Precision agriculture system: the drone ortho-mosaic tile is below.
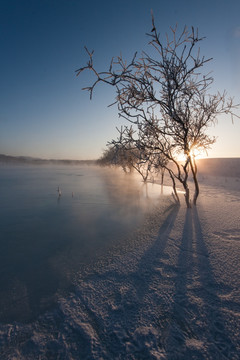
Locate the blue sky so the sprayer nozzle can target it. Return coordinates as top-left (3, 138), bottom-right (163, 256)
top-left (0, 0), bottom-right (240, 159)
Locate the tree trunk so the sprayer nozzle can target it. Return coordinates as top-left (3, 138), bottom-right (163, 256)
top-left (182, 157), bottom-right (191, 208)
top-left (161, 168), bottom-right (165, 185)
top-left (168, 170), bottom-right (180, 204)
top-left (189, 156), bottom-right (199, 205)
top-left (184, 184), bottom-right (191, 208)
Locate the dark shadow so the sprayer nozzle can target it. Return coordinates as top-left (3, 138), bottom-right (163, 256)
top-left (192, 207), bottom-right (237, 358)
top-left (163, 207), bottom-right (238, 359)
top-left (131, 203), bottom-right (180, 302)
top-left (163, 208), bottom-right (195, 357)
top-left (72, 203), bottom-right (180, 358)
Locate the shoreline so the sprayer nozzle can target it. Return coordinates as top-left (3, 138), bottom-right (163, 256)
top-left (0, 171), bottom-right (239, 359)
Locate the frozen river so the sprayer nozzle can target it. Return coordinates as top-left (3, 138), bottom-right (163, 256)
top-left (0, 164), bottom-right (171, 323)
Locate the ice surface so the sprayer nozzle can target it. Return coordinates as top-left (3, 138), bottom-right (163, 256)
top-left (0, 161), bottom-right (240, 359)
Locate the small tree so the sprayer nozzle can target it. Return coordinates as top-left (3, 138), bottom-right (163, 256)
top-left (113, 124), bottom-right (180, 202)
top-left (110, 127), bottom-right (154, 182)
top-left (99, 132), bottom-right (155, 182)
top-left (97, 145), bottom-right (133, 173)
top-left (77, 14), bottom-right (239, 207)
top-left (110, 125), bottom-right (168, 183)
top-left (97, 147), bottom-right (118, 167)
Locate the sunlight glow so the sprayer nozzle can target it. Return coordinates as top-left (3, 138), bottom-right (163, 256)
top-left (176, 148), bottom-right (208, 162)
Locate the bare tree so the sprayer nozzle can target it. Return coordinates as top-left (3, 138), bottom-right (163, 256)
top-left (99, 131), bottom-right (155, 182)
top-left (97, 147), bottom-right (118, 167)
top-left (113, 124), bottom-right (180, 202)
top-left (110, 127), bottom-right (154, 182)
top-left (97, 145), bottom-right (133, 173)
top-left (77, 14), bottom-right (239, 207)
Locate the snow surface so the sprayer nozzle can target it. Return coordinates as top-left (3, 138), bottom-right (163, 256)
top-left (0, 166), bottom-right (240, 359)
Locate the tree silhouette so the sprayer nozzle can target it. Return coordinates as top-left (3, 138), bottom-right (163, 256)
top-left (77, 14), bottom-right (239, 207)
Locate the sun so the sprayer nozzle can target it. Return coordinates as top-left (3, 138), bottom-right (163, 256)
top-left (176, 148), bottom-right (208, 162)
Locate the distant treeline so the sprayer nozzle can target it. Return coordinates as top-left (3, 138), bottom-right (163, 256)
top-left (0, 154), bottom-right (96, 166)
top-left (1, 154), bottom-right (239, 178)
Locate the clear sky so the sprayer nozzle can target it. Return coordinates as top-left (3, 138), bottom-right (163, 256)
top-left (0, 0), bottom-right (240, 160)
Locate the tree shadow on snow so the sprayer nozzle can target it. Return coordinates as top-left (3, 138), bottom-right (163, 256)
top-left (73, 203), bottom-right (180, 358)
top-left (163, 207), bottom-right (237, 359)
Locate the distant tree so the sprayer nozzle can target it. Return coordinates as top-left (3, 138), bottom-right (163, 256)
top-left (97, 144), bottom-right (135, 173)
top-left (98, 138), bottom-right (153, 181)
top-left (125, 147), bottom-right (152, 182)
top-left (110, 127), bottom-right (153, 182)
top-left (97, 147), bottom-right (117, 167)
top-left (77, 14), bottom-right (239, 207)
top-left (112, 125), bottom-right (180, 202)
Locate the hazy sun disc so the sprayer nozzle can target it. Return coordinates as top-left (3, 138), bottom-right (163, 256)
top-left (176, 148), bottom-right (208, 162)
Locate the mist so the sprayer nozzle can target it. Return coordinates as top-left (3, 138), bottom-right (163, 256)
top-left (0, 164), bottom-right (172, 323)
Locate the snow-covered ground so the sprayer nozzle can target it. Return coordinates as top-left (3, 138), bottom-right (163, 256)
top-left (0, 164), bottom-right (240, 359)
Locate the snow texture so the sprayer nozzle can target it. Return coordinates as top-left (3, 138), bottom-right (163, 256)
top-left (0, 162), bottom-right (240, 359)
